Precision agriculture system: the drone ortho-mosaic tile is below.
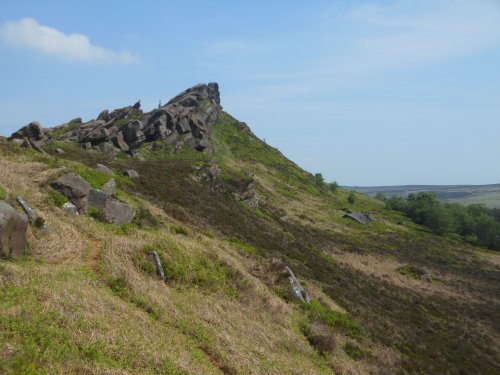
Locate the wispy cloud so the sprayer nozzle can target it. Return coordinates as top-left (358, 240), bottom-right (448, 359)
top-left (0, 18), bottom-right (138, 63)
top-left (340, 0), bottom-right (500, 71)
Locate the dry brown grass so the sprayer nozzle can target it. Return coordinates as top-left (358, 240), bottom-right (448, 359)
top-left (325, 249), bottom-right (489, 305)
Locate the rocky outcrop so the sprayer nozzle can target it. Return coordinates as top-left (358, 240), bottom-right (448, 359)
top-left (50, 173), bottom-right (90, 214)
top-left (9, 83), bottom-right (222, 154)
top-left (343, 211), bottom-right (373, 225)
top-left (8, 121), bottom-right (50, 154)
top-left (151, 251), bottom-right (165, 280)
top-left (87, 189), bottom-right (135, 225)
top-left (286, 266), bottom-right (310, 304)
top-left (0, 201), bottom-right (28, 258)
top-left (16, 196), bottom-right (45, 229)
top-left (233, 180), bottom-right (259, 208)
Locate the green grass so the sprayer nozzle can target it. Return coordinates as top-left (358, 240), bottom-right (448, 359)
top-left (0, 184), bottom-right (6, 200)
top-left (52, 120), bottom-right (81, 139)
top-left (343, 342), bottom-right (372, 361)
top-left (306, 300), bottom-right (363, 339)
top-left (113, 109), bottom-right (144, 128)
top-left (230, 240), bottom-right (259, 255)
top-left (45, 190), bottom-right (68, 208)
top-left (142, 242), bottom-right (242, 295)
top-left (211, 112), bottom-right (321, 196)
top-left (170, 224), bottom-right (189, 235)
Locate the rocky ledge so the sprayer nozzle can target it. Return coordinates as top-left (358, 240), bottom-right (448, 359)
top-left (9, 82), bottom-right (222, 154)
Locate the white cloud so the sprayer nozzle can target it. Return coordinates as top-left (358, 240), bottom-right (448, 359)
top-left (0, 18), bottom-right (137, 63)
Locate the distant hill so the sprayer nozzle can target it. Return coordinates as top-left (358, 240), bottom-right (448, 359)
top-left (347, 183), bottom-right (500, 208)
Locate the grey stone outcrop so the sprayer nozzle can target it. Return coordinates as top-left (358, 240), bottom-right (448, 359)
top-left (151, 251), bottom-right (165, 280)
top-left (50, 173), bottom-right (90, 214)
top-left (343, 212), bottom-right (373, 225)
top-left (0, 200), bottom-right (28, 258)
top-left (285, 266), bottom-right (310, 304)
top-left (9, 83), bottom-right (222, 154)
top-left (87, 189), bottom-right (134, 225)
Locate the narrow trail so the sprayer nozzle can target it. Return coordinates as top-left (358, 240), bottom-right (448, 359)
top-left (88, 240), bottom-right (101, 275)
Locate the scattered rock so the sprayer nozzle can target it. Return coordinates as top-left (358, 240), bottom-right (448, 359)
top-left (101, 178), bottom-right (116, 197)
top-left (0, 200), bottom-right (28, 258)
top-left (285, 266), bottom-right (310, 304)
top-left (16, 196), bottom-right (45, 229)
top-left (151, 251), bottom-right (165, 279)
top-left (55, 148), bottom-right (65, 154)
top-left (62, 202), bottom-right (78, 215)
top-left (96, 164), bottom-right (115, 176)
top-left (87, 189), bottom-right (135, 225)
top-left (233, 181), bottom-right (259, 208)
top-left (343, 211), bottom-right (373, 225)
top-left (50, 173), bottom-right (90, 214)
top-left (98, 141), bottom-right (115, 154)
top-left (124, 170), bottom-right (139, 179)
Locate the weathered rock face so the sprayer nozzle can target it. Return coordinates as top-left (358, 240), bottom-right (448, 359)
top-left (50, 173), bottom-right (90, 214)
top-left (233, 180), bottom-right (259, 208)
top-left (101, 178), bottom-right (116, 197)
top-left (343, 212), bottom-right (373, 225)
top-left (0, 201), bottom-right (28, 258)
top-left (87, 189), bottom-right (135, 225)
top-left (9, 83), bottom-right (222, 154)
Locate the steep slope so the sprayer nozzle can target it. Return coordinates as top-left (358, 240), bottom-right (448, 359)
top-left (1, 85), bottom-right (499, 375)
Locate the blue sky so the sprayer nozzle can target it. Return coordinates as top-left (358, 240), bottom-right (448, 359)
top-left (1, 0), bottom-right (499, 186)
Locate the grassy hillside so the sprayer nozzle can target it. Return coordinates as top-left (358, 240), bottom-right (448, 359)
top-left (0, 113), bottom-right (499, 374)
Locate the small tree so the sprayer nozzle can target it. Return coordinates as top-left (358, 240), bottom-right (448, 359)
top-left (314, 173), bottom-right (324, 187)
top-left (348, 191), bottom-right (356, 205)
top-left (374, 192), bottom-right (386, 201)
top-left (329, 181), bottom-right (339, 193)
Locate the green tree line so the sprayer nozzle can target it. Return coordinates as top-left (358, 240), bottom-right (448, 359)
top-left (380, 192), bottom-right (500, 250)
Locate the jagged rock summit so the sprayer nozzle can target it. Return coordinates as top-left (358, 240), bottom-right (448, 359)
top-left (9, 82), bottom-right (222, 154)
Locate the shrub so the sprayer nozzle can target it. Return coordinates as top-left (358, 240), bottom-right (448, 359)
top-left (348, 191), bottom-right (357, 205)
top-left (87, 207), bottom-right (105, 221)
top-left (314, 173), bottom-right (324, 187)
top-left (170, 224), bottom-right (189, 235)
top-left (344, 342), bottom-right (371, 360)
top-left (132, 207), bottom-right (161, 228)
top-left (328, 181), bottom-right (339, 194)
top-left (46, 190), bottom-right (68, 207)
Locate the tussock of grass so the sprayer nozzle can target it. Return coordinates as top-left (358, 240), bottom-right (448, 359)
top-left (0, 184), bottom-right (6, 200)
top-left (306, 300), bottom-right (363, 339)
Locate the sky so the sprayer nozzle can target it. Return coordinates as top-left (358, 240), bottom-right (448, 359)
top-left (0, 0), bottom-right (499, 186)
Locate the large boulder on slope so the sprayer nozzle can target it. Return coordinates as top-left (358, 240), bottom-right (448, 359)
top-left (87, 189), bottom-right (134, 225)
top-left (50, 173), bottom-right (90, 214)
top-left (0, 201), bottom-right (28, 258)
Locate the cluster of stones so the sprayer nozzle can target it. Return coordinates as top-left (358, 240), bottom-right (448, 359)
top-left (9, 83), bottom-right (222, 154)
top-left (51, 169), bottom-right (136, 226)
